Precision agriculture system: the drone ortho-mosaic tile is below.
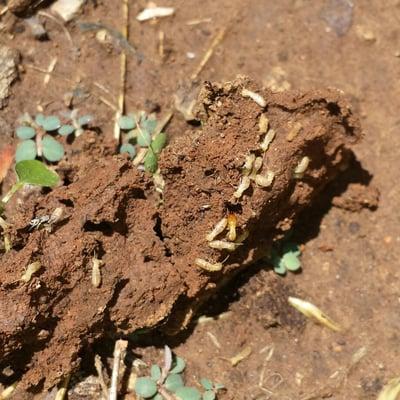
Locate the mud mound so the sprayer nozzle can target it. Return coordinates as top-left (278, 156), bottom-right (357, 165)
top-left (0, 77), bottom-right (361, 397)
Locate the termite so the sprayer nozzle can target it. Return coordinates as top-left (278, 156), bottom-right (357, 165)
top-left (20, 261), bottom-right (41, 283)
top-left (194, 258), bottom-right (223, 272)
top-left (205, 217), bottom-right (228, 242)
top-left (233, 176), bottom-right (251, 199)
top-left (258, 113), bottom-right (269, 133)
top-left (293, 156), bottom-right (310, 179)
top-left (92, 256), bottom-right (104, 288)
top-left (242, 153), bottom-right (256, 176)
top-left (260, 129), bottom-right (276, 152)
top-left (227, 213), bottom-right (237, 241)
top-left (208, 240), bottom-right (237, 251)
top-left (255, 171), bottom-right (275, 187)
top-left (241, 88), bottom-right (267, 108)
top-left (249, 157), bottom-right (263, 179)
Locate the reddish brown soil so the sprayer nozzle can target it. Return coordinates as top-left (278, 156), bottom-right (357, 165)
top-left (0, 0), bottom-right (398, 399)
top-left (0, 76), bottom-right (359, 397)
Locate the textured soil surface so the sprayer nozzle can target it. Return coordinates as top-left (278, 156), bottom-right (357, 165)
top-left (0, 0), bottom-right (399, 399)
top-left (0, 77), bottom-right (360, 396)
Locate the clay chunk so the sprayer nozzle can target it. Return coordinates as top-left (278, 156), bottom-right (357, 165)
top-left (0, 77), bottom-right (361, 396)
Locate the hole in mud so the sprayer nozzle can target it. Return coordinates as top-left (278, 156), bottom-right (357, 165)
top-left (59, 198), bottom-right (74, 208)
top-left (83, 220), bottom-right (114, 236)
top-left (153, 214), bottom-right (172, 257)
top-left (204, 168), bottom-right (215, 177)
top-left (327, 102), bottom-right (341, 116)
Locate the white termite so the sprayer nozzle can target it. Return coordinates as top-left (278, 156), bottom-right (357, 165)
top-left (205, 217), bottom-right (228, 242)
top-left (241, 88), bottom-right (267, 108)
top-left (255, 171), bottom-right (275, 187)
top-left (233, 176), bottom-right (251, 199)
top-left (208, 240), bottom-right (238, 251)
top-left (194, 258), bottom-right (223, 272)
top-left (249, 157), bottom-right (263, 179)
top-left (92, 256), bottom-right (104, 288)
top-left (293, 156), bottom-right (310, 179)
top-left (260, 129), bottom-right (276, 152)
top-left (20, 261), bottom-right (41, 283)
top-left (242, 153), bottom-right (256, 176)
top-left (258, 113), bottom-right (269, 133)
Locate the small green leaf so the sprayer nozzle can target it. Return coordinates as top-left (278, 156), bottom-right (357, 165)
top-left (134, 377), bottom-right (158, 398)
top-left (118, 115), bottom-right (136, 130)
top-left (144, 150), bottom-right (158, 173)
top-left (119, 143), bottom-right (137, 159)
top-left (41, 116), bottom-right (61, 131)
top-left (164, 374), bottom-right (184, 393)
top-left (170, 357), bottom-right (186, 374)
top-left (137, 129), bottom-right (151, 147)
top-left (273, 260), bottom-right (287, 275)
top-left (142, 118), bottom-right (157, 135)
top-left (58, 125), bottom-right (75, 136)
top-left (35, 114), bottom-right (46, 126)
top-left (202, 391), bottom-right (215, 400)
top-left (214, 383), bottom-right (225, 390)
top-left (15, 140), bottom-right (37, 162)
top-left (175, 387), bottom-right (201, 400)
top-left (78, 115), bottom-right (93, 126)
top-left (42, 135), bottom-right (65, 162)
top-left (200, 379), bottom-right (213, 391)
top-left (15, 160), bottom-right (59, 187)
top-left (150, 364), bottom-right (161, 381)
top-left (151, 133), bottom-right (167, 154)
top-left (282, 252), bottom-right (301, 271)
top-left (16, 126), bottom-right (36, 140)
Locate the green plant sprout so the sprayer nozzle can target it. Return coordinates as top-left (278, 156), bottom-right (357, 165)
top-left (269, 242), bottom-right (302, 275)
top-left (118, 111), bottom-right (167, 173)
top-left (134, 346), bottom-right (224, 400)
top-left (15, 112), bottom-right (93, 163)
top-left (0, 160), bottom-right (59, 252)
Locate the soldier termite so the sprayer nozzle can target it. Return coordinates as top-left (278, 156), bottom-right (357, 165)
top-left (260, 129), bottom-right (276, 152)
top-left (255, 171), bottom-right (275, 187)
top-left (241, 88), bottom-right (267, 108)
top-left (227, 213), bottom-right (237, 241)
top-left (194, 258), bottom-right (223, 272)
top-left (206, 217), bottom-right (228, 242)
top-left (92, 256), bottom-right (104, 288)
top-left (233, 176), bottom-right (251, 199)
top-left (293, 156), bottom-right (310, 179)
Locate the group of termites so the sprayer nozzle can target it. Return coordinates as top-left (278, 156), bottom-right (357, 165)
top-left (195, 88), bottom-right (311, 272)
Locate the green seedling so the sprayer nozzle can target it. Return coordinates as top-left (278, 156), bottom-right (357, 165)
top-left (134, 346), bottom-right (224, 400)
top-left (15, 112), bottom-right (93, 163)
top-left (118, 112), bottom-right (167, 172)
top-left (269, 242), bottom-right (302, 275)
top-left (0, 160), bottom-right (59, 252)
top-left (59, 110), bottom-right (93, 137)
top-left (16, 113), bottom-right (64, 162)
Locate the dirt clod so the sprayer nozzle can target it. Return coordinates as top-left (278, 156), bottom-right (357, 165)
top-left (0, 78), bottom-right (361, 396)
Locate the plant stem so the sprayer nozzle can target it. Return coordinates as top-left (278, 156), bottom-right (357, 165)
top-left (1, 182), bottom-right (23, 204)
